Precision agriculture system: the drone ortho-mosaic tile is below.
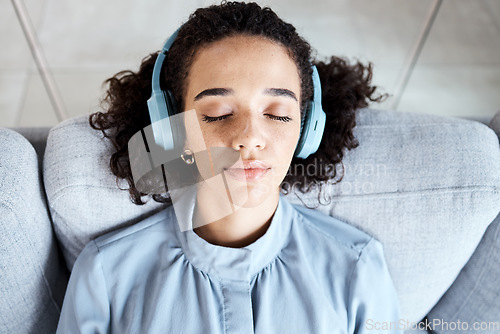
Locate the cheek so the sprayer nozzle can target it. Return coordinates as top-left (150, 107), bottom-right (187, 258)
top-left (275, 121), bottom-right (301, 148)
top-left (261, 121), bottom-right (301, 160)
top-left (200, 127), bottom-right (227, 148)
top-left (183, 110), bottom-right (208, 152)
top-left (270, 125), bottom-right (301, 170)
top-left (276, 130), bottom-right (299, 153)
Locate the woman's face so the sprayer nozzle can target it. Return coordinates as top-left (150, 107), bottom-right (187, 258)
top-left (183, 35), bottom-right (302, 207)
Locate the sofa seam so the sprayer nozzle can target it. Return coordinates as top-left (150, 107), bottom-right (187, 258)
top-left (46, 184), bottom-right (500, 206)
top-left (354, 121), bottom-right (489, 128)
top-left (299, 186), bottom-right (500, 201)
top-left (47, 183), bottom-right (129, 206)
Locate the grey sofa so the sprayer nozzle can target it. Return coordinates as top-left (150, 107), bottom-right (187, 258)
top-left (1, 108), bottom-right (499, 334)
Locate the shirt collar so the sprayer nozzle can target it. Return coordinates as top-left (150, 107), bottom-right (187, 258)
top-left (175, 195), bottom-right (292, 281)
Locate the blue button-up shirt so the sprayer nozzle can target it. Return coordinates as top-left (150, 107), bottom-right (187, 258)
top-left (57, 197), bottom-right (401, 333)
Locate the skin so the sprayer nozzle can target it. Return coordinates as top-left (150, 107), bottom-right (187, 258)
top-left (183, 35), bottom-right (302, 248)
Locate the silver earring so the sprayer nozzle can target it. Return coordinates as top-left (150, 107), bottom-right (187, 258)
top-left (181, 149), bottom-right (195, 165)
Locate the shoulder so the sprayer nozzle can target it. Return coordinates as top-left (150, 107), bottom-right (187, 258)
top-left (279, 201), bottom-right (400, 329)
top-left (75, 206), bottom-right (178, 268)
top-left (92, 205), bottom-right (176, 249)
top-left (285, 199), bottom-right (381, 260)
top-left (72, 205), bottom-right (180, 282)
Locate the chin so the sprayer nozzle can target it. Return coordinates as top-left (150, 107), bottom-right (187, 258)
top-left (228, 181), bottom-right (279, 209)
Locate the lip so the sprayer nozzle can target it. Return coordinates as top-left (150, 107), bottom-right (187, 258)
top-left (224, 160), bottom-right (271, 182)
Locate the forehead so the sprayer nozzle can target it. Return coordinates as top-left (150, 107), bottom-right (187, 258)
top-left (185, 35), bottom-right (301, 96)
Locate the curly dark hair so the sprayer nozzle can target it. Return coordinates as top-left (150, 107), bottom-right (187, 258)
top-left (90, 1), bottom-right (385, 205)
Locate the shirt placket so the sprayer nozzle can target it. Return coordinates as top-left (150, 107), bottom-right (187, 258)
top-left (221, 279), bottom-right (254, 334)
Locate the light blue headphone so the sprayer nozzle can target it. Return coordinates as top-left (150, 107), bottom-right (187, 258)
top-left (147, 27), bottom-right (326, 159)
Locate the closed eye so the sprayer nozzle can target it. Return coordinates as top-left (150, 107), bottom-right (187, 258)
top-left (201, 114), bottom-right (233, 123)
top-left (266, 114), bottom-right (292, 122)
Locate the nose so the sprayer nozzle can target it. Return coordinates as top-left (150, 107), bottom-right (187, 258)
top-left (230, 115), bottom-right (265, 154)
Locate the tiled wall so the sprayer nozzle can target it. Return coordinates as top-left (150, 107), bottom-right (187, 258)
top-left (1, 0), bottom-right (499, 127)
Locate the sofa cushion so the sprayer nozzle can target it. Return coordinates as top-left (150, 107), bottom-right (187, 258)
top-left (43, 118), bottom-right (167, 271)
top-left (0, 128), bottom-right (68, 333)
top-left (283, 109), bottom-right (500, 323)
top-left (43, 108), bottom-right (500, 323)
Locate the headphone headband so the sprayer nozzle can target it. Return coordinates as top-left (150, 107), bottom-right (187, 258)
top-left (151, 27), bottom-right (181, 93)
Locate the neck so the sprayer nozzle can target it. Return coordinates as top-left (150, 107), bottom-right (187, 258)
top-left (193, 191), bottom-right (280, 248)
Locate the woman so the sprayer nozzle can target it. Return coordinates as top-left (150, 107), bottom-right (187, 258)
top-left (57, 2), bottom-right (401, 333)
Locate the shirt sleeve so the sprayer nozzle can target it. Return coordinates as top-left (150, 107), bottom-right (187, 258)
top-left (347, 238), bottom-right (402, 334)
top-left (56, 240), bottom-right (111, 334)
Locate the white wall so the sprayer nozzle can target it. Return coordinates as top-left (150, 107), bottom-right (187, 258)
top-left (1, 0), bottom-right (499, 127)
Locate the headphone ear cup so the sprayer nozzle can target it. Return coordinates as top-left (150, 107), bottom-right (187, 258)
top-left (294, 65), bottom-right (326, 159)
top-left (294, 100), bottom-right (326, 159)
top-left (294, 101), bottom-right (312, 157)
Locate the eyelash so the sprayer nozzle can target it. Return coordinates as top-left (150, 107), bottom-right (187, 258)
top-left (201, 115), bottom-right (232, 123)
top-left (201, 114), bottom-right (292, 123)
top-left (266, 115), bottom-right (292, 122)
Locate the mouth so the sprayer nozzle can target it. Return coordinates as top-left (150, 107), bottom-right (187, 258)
top-left (223, 160), bottom-right (271, 182)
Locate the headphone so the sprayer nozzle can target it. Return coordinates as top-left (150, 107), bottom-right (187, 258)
top-left (147, 27), bottom-right (326, 159)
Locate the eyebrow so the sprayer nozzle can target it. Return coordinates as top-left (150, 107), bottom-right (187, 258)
top-left (193, 87), bottom-right (298, 102)
top-left (263, 88), bottom-right (298, 102)
top-left (194, 88), bottom-right (233, 101)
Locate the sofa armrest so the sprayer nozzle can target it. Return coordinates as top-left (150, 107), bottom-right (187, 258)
top-left (7, 126), bottom-right (51, 167)
top-left (0, 127), bottom-right (69, 333)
